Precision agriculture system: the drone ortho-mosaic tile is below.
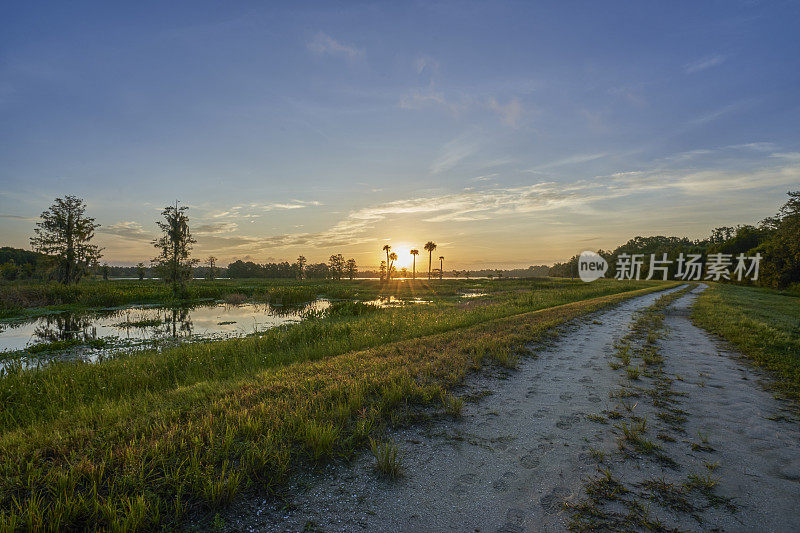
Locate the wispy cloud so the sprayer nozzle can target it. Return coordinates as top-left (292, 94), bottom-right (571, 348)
top-left (265, 201), bottom-right (322, 210)
top-left (0, 213), bottom-right (38, 221)
top-left (414, 55), bottom-right (440, 76)
top-left (251, 182), bottom-right (601, 250)
top-left (188, 158), bottom-right (800, 257)
top-left (657, 143), bottom-right (782, 164)
top-left (659, 149), bottom-right (715, 163)
top-left (211, 200), bottom-right (321, 219)
top-left (688, 101), bottom-right (747, 126)
top-left (399, 55), bottom-right (526, 127)
top-left (770, 152), bottom-right (800, 161)
top-left (487, 97), bottom-right (523, 127)
top-left (685, 54), bottom-right (726, 74)
top-left (307, 32), bottom-right (363, 60)
top-left (398, 89), bottom-right (456, 112)
top-left (726, 142), bottom-right (776, 152)
top-left (195, 222), bottom-right (238, 235)
top-left (469, 173), bottom-right (498, 183)
top-left (399, 90), bottom-right (526, 127)
top-left (606, 162), bottom-right (800, 195)
top-left (430, 134), bottom-right (481, 174)
top-left (534, 152), bottom-right (608, 170)
top-left (98, 221), bottom-right (152, 242)
top-left (608, 85), bottom-right (647, 108)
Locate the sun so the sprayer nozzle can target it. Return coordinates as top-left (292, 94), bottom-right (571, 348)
top-left (388, 242), bottom-right (415, 271)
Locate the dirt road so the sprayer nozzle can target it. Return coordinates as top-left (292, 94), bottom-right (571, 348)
top-left (225, 285), bottom-right (800, 532)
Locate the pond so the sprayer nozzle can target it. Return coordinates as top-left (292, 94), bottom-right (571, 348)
top-left (0, 299), bottom-right (331, 366)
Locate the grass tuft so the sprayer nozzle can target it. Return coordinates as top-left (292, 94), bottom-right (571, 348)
top-left (369, 438), bottom-right (403, 478)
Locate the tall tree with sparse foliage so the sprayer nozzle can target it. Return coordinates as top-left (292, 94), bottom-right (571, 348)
top-left (329, 254), bottom-right (345, 279)
top-left (296, 255), bottom-right (307, 279)
top-left (152, 201), bottom-right (197, 296)
top-left (206, 256), bottom-right (217, 280)
top-left (30, 195), bottom-right (102, 284)
top-left (345, 258), bottom-right (357, 280)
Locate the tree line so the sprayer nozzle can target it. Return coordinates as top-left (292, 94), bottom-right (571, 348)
top-left (227, 254), bottom-right (358, 280)
top-left (550, 191), bottom-right (800, 288)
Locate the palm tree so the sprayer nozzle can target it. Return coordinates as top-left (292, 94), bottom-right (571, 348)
top-left (439, 256), bottom-right (444, 279)
top-left (388, 252), bottom-right (397, 280)
top-left (410, 249), bottom-right (419, 279)
top-left (424, 241), bottom-right (437, 280)
top-left (382, 244), bottom-right (391, 281)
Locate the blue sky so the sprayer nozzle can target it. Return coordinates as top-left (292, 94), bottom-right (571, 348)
top-left (1, 1), bottom-right (799, 268)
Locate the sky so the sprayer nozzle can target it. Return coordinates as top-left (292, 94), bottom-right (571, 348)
top-left (1, 1), bottom-right (799, 270)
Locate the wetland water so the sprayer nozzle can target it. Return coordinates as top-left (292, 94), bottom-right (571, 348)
top-left (0, 299), bottom-right (331, 363)
top-left (0, 291), bottom-right (474, 366)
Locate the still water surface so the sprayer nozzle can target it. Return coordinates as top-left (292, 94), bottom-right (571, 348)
top-left (0, 300), bottom-right (331, 361)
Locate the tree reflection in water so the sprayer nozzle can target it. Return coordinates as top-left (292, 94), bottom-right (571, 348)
top-left (32, 313), bottom-right (97, 344)
top-left (161, 308), bottom-right (193, 338)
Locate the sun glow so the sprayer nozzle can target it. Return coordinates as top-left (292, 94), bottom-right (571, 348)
top-left (383, 242), bottom-right (419, 273)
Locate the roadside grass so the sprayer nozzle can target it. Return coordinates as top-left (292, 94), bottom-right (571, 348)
top-left (0, 281), bottom-right (675, 530)
top-left (692, 283), bottom-right (800, 401)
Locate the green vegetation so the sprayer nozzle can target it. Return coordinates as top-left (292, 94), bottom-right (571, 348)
top-left (552, 190), bottom-right (800, 289)
top-left (152, 202), bottom-right (198, 297)
top-left (30, 196), bottom-right (102, 285)
top-left (0, 278), bottom-right (674, 530)
top-left (369, 438), bottom-right (403, 478)
top-left (692, 283), bottom-right (800, 400)
top-left (113, 317), bottom-right (163, 328)
top-left (14, 338), bottom-right (109, 355)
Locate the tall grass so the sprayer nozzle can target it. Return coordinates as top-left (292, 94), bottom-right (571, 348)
top-left (0, 280), bottom-right (675, 530)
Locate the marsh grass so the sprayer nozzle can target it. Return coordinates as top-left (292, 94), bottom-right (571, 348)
top-left (13, 337), bottom-right (109, 355)
top-left (222, 293), bottom-right (247, 305)
top-left (0, 280), bottom-right (676, 530)
top-left (113, 317), bottom-right (163, 328)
